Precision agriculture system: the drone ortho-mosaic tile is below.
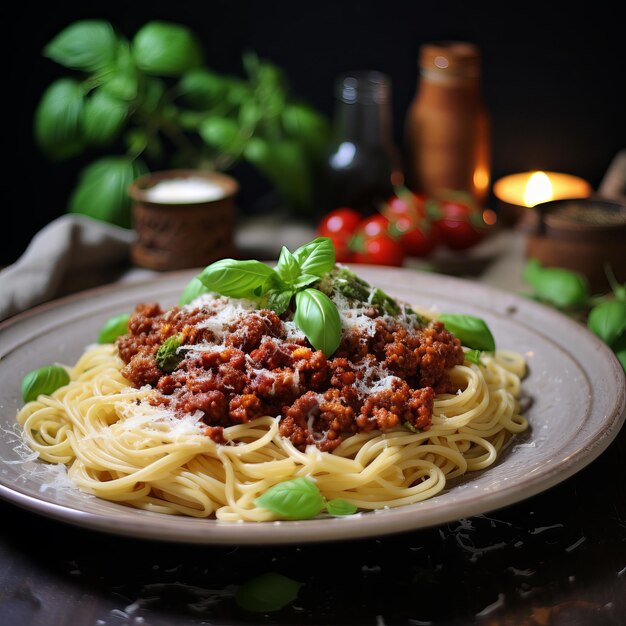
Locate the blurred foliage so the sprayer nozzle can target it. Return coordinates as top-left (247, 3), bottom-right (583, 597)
top-left (35, 19), bottom-right (330, 228)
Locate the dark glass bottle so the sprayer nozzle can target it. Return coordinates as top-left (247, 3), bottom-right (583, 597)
top-left (318, 71), bottom-right (402, 217)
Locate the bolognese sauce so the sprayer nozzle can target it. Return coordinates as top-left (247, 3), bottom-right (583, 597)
top-left (116, 277), bottom-right (464, 452)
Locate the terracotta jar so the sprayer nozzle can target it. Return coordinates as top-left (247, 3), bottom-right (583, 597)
top-left (129, 169), bottom-right (238, 271)
top-left (404, 41), bottom-right (491, 207)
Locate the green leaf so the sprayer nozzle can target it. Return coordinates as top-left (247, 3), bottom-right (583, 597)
top-left (464, 348), bottom-right (483, 365)
top-left (21, 365), bottom-right (71, 403)
top-left (97, 313), bottom-right (130, 343)
top-left (81, 88), bottom-right (128, 145)
top-left (197, 259), bottom-right (275, 299)
top-left (292, 237), bottom-right (335, 278)
top-left (438, 313), bottom-right (495, 352)
top-left (101, 42), bottom-right (138, 101)
top-left (294, 289), bottom-right (342, 356)
top-left (68, 156), bottom-right (146, 228)
top-left (325, 499), bottom-right (358, 516)
top-left (235, 573), bottom-right (302, 613)
top-left (522, 259), bottom-right (590, 309)
top-left (587, 300), bottom-right (626, 346)
top-left (155, 334), bottom-right (184, 372)
top-left (179, 276), bottom-right (211, 306)
top-left (44, 20), bottom-right (118, 71)
top-left (132, 21), bottom-right (203, 76)
top-left (178, 68), bottom-right (227, 108)
top-left (266, 289), bottom-right (294, 316)
top-left (198, 117), bottom-right (242, 153)
top-left (34, 78), bottom-right (85, 160)
top-left (275, 247), bottom-right (300, 286)
top-left (281, 103), bottom-right (330, 156)
top-left (254, 477), bottom-right (325, 520)
top-left (404, 421), bottom-right (421, 433)
top-left (293, 273), bottom-right (320, 289)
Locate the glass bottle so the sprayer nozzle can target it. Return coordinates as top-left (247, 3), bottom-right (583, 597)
top-left (404, 41), bottom-right (491, 206)
top-left (319, 70), bottom-right (403, 217)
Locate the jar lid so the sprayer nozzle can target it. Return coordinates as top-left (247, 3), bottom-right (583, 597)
top-left (335, 70), bottom-right (391, 104)
top-left (419, 41), bottom-right (481, 78)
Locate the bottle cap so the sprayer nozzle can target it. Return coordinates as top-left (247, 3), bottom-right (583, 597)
top-left (336, 70), bottom-right (390, 104)
top-left (419, 41), bottom-right (481, 79)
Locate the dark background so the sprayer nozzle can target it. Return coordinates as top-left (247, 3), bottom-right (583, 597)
top-left (5, 1), bottom-right (626, 266)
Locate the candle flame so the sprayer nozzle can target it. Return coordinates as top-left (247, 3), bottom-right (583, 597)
top-left (523, 171), bottom-right (553, 207)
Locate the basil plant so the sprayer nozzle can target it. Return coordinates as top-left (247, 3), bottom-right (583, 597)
top-left (35, 19), bottom-right (330, 227)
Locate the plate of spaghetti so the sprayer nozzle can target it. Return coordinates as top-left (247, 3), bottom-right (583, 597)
top-left (1, 238), bottom-right (624, 544)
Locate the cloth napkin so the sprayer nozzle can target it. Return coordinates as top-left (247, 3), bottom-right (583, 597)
top-left (0, 215), bottom-right (146, 322)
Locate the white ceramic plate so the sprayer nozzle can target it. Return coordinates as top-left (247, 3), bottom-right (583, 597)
top-left (0, 266), bottom-right (624, 545)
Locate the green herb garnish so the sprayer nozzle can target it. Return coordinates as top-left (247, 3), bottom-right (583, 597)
top-left (464, 348), bottom-right (483, 366)
top-left (254, 477), bottom-right (358, 520)
top-left (522, 258), bottom-right (589, 309)
top-left (97, 312), bottom-right (130, 343)
top-left (438, 313), bottom-right (495, 352)
top-left (192, 237), bottom-right (342, 356)
top-left (21, 365), bottom-right (71, 403)
top-left (155, 334), bottom-right (184, 372)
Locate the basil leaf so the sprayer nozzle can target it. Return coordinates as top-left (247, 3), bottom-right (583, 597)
top-left (155, 334), bottom-right (184, 372)
top-left (325, 499), bottom-right (358, 516)
top-left (197, 259), bottom-right (275, 299)
top-left (97, 313), bottom-right (130, 343)
top-left (34, 78), bottom-right (85, 160)
top-left (293, 273), bottom-right (320, 289)
top-left (275, 246), bottom-right (300, 286)
top-left (81, 88), bottom-right (128, 146)
top-left (179, 275), bottom-right (211, 306)
top-left (21, 365), bottom-right (71, 403)
top-left (438, 313), bottom-right (495, 352)
top-left (292, 237), bottom-right (335, 278)
top-left (464, 348), bottom-right (483, 366)
top-left (587, 300), bottom-right (626, 347)
top-left (294, 289), bottom-right (342, 356)
top-left (68, 156), bottom-right (146, 228)
top-left (523, 259), bottom-right (589, 309)
top-left (132, 21), bottom-right (203, 76)
top-left (44, 19), bottom-right (118, 71)
top-left (254, 477), bottom-right (325, 520)
top-left (266, 289), bottom-right (293, 316)
top-left (235, 573), bottom-right (302, 613)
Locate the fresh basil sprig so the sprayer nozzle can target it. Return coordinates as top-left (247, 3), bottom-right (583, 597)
top-left (186, 237), bottom-right (342, 356)
top-left (438, 313), bottom-right (495, 352)
top-left (254, 477), bottom-right (358, 520)
top-left (97, 312), bottom-right (130, 343)
top-left (21, 365), bottom-right (71, 403)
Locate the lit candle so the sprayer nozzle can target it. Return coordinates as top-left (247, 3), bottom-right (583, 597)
top-left (493, 170), bottom-right (592, 225)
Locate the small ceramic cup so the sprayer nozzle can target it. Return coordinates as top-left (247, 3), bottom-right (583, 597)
top-left (129, 169), bottom-right (238, 271)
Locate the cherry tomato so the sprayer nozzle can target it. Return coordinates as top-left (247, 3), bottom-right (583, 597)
top-left (328, 234), bottom-right (355, 263)
top-left (358, 214), bottom-right (391, 238)
top-left (434, 196), bottom-right (490, 251)
top-left (352, 234), bottom-right (405, 266)
top-left (383, 189), bottom-right (439, 257)
top-left (317, 207), bottom-right (362, 238)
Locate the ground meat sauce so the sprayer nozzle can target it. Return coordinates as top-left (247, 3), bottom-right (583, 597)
top-left (117, 291), bottom-right (464, 452)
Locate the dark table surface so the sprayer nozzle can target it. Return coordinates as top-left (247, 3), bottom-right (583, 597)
top-left (1, 412), bottom-right (625, 626)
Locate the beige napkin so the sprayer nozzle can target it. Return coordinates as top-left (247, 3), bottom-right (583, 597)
top-left (0, 215), bottom-right (136, 322)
